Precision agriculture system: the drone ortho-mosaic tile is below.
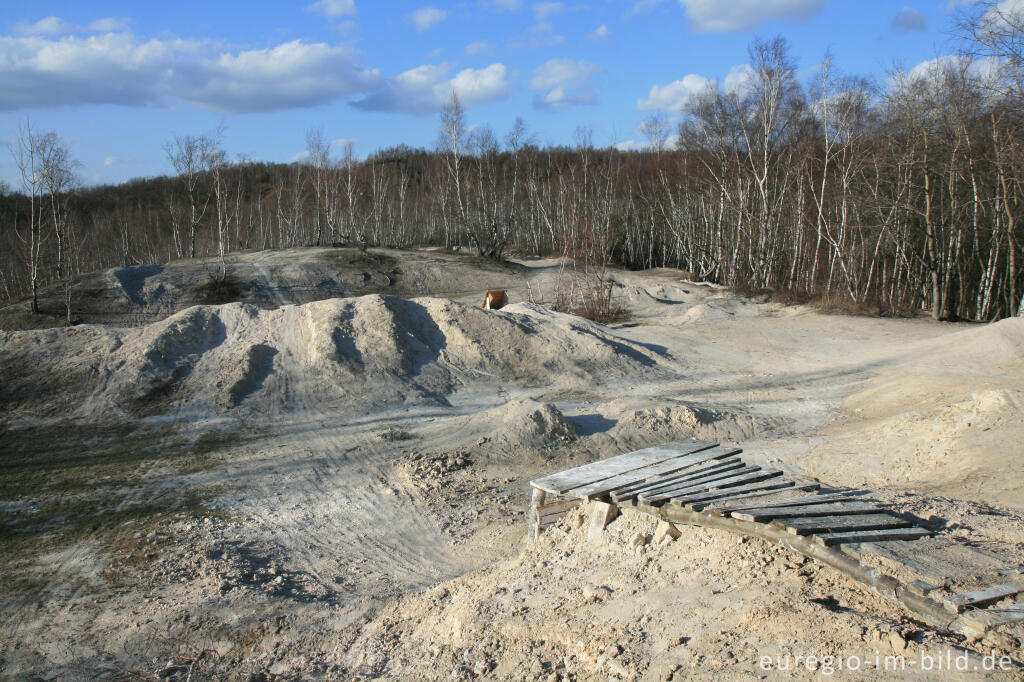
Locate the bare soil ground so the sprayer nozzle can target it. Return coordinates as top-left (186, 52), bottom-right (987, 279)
top-left (0, 247), bottom-right (1022, 680)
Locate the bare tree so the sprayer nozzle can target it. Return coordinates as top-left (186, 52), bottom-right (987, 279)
top-left (438, 91), bottom-right (468, 248)
top-left (164, 133), bottom-right (215, 258)
top-left (37, 133), bottom-right (78, 322)
top-left (306, 127), bottom-right (331, 246)
top-left (639, 112), bottom-right (672, 155)
top-left (10, 118), bottom-right (44, 313)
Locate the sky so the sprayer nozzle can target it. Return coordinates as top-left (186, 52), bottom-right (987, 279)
top-left (0, 0), bottom-right (980, 188)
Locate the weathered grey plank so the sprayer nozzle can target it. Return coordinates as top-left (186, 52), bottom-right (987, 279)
top-left (530, 439), bottom-right (716, 495)
top-left (691, 482), bottom-right (821, 510)
top-left (783, 513), bottom-right (911, 536)
top-left (603, 452), bottom-right (744, 495)
top-left (958, 602), bottom-right (1024, 636)
top-left (573, 446), bottom-right (741, 500)
top-left (841, 537), bottom-right (1012, 584)
top-left (711, 492), bottom-right (859, 513)
top-left (814, 527), bottom-right (932, 546)
top-left (610, 461), bottom-right (751, 502)
top-left (730, 501), bottom-right (882, 523)
top-left (944, 583), bottom-right (1024, 614)
top-left (641, 469), bottom-right (784, 504)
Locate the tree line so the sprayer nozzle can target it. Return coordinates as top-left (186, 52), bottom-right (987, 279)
top-left (2, 4), bottom-right (1022, 321)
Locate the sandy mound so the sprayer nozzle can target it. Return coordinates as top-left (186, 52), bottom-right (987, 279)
top-left (477, 399), bottom-right (577, 451)
top-left (332, 503), bottom-right (997, 680)
top-left (583, 398), bottom-right (775, 451)
top-left (808, 318), bottom-right (1024, 508)
top-left (0, 295), bottom-right (673, 426)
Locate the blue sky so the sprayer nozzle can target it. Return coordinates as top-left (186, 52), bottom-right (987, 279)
top-left (0, 0), bottom-right (971, 187)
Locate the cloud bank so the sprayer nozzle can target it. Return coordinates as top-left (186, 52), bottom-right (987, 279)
top-left (0, 28), bottom-right (380, 113)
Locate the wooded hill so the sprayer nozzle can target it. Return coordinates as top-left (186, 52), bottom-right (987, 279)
top-left (3, 32), bottom-right (1023, 321)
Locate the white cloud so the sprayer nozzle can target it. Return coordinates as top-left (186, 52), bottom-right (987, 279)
top-left (307, 0), bottom-right (357, 17)
top-left (629, 0), bottom-right (666, 14)
top-left (533, 2), bottom-right (565, 19)
top-left (509, 21), bottom-right (565, 49)
top-left (15, 17), bottom-right (72, 35)
top-left (678, 0), bottom-right (825, 33)
top-left (466, 40), bottom-right (497, 56)
top-left (86, 18), bottom-right (129, 32)
top-left (353, 62), bottom-right (513, 115)
top-left (330, 137), bottom-right (357, 148)
top-left (590, 24), bottom-right (611, 41)
top-left (410, 7), bottom-right (449, 32)
top-left (0, 32), bottom-right (380, 113)
top-left (904, 54), bottom-right (1002, 85)
top-left (614, 139), bottom-right (641, 151)
top-left (530, 58), bottom-right (602, 110)
top-left (723, 63), bottom-right (755, 95)
top-left (14, 16), bottom-right (129, 36)
top-left (637, 64), bottom-right (755, 112)
top-left (529, 58), bottom-right (601, 89)
top-left (103, 155), bottom-right (117, 167)
top-left (533, 86), bottom-right (597, 110)
top-left (636, 74), bottom-right (712, 111)
top-left (491, 0), bottom-right (523, 9)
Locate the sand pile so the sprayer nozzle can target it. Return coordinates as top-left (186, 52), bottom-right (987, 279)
top-left (332, 503), bottom-right (1000, 680)
top-left (809, 318), bottom-right (1024, 508)
top-left (0, 295), bottom-right (672, 427)
top-left (477, 399), bottom-right (577, 451)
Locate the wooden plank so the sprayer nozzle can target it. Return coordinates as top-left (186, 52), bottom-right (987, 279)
top-left (783, 513), bottom-right (911, 536)
top-left (944, 583), bottom-right (1024, 614)
top-left (538, 507), bottom-right (578, 523)
top-left (841, 537), bottom-right (1012, 584)
top-left (959, 602), bottom-right (1024, 636)
top-left (530, 439), bottom-right (716, 495)
top-left (711, 492), bottom-right (859, 513)
top-left (535, 498), bottom-right (582, 515)
top-left (674, 476), bottom-right (800, 508)
top-left (730, 501), bottom-right (882, 523)
top-left (610, 461), bottom-right (751, 502)
top-left (813, 527), bottom-right (932, 546)
top-left (569, 445), bottom-right (740, 499)
top-left (603, 454), bottom-right (745, 498)
top-left (641, 469), bottom-right (784, 504)
top-left (690, 482), bottom-right (821, 510)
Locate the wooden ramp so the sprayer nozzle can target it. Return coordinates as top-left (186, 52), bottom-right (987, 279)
top-left (529, 439), bottom-right (1022, 638)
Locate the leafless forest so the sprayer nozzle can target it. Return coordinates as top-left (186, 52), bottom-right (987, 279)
top-left (3, 10), bottom-right (1023, 321)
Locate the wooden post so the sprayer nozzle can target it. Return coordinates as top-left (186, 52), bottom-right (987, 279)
top-left (528, 485), bottom-right (547, 541)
